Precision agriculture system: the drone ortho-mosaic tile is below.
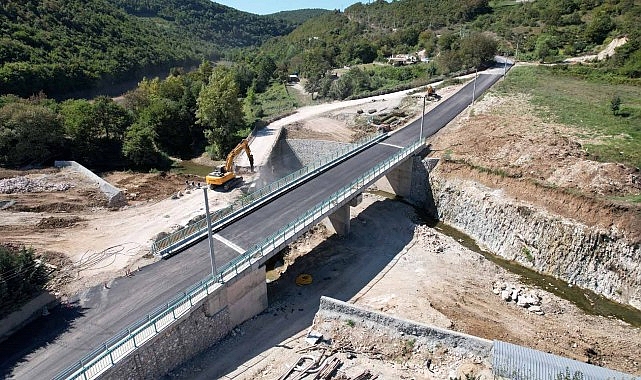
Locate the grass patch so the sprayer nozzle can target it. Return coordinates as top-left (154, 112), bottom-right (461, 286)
top-left (256, 81), bottom-right (299, 119)
top-left (496, 65), bottom-right (641, 168)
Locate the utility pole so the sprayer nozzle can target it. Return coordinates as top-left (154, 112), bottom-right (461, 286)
top-left (202, 188), bottom-right (217, 281)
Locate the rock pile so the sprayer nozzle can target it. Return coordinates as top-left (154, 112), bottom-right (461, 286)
top-left (0, 176), bottom-right (72, 194)
top-left (492, 282), bottom-right (545, 315)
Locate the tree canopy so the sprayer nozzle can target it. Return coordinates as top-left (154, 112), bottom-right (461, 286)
top-left (0, 0), bottom-right (294, 98)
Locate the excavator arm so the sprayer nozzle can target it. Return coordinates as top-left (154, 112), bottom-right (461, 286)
top-left (224, 139), bottom-right (253, 173)
top-left (206, 139), bottom-right (254, 190)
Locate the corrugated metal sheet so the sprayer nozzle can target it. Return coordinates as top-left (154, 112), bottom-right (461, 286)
top-left (493, 341), bottom-right (640, 380)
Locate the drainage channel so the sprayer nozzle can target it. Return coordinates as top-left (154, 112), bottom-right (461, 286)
top-left (367, 190), bottom-right (641, 327)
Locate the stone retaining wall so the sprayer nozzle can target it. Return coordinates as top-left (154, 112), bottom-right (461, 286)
top-left (100, 266), bottom-right (267, 379)
top-left (286, 139), bottom-right (352, 166)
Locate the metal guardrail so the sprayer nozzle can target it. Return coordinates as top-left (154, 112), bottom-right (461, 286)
top-left (54, 139), bottom-right (423, 380)
top-left (151, 131), bottom-right (387, 257)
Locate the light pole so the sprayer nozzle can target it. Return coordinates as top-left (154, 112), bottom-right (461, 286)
top-left (503, 54), bottom-right (507, 77)
top-left (202, 188), bottom-right (217, 280)
top-left (419, 94), bottom-right (426, 144)
top-left (472, 69), bottom-right (478, 106)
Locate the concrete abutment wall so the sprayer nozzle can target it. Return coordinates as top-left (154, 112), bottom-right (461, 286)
top-left (101, 266), bottom-right (267, 379)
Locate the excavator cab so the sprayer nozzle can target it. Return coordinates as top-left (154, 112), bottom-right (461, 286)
top-left (205, 139), bottom-right (253, 191)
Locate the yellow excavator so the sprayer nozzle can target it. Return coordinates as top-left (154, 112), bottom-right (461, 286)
top-left (426, 85), bottom-right (441, 100)
top-left (205, 139), bottom-right (254, 191)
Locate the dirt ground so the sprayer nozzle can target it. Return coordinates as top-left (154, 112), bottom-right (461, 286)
top-left (1, 72), bottom-right (640, 378)
top-left (0, 167), bottom-right (245, 295)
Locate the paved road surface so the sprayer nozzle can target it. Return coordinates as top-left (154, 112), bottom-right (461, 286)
top-left (0, 71), bottom-right (503, 380)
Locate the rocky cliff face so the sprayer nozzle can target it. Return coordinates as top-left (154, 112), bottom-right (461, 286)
top-left (430, 175), bottom-right (641, 311)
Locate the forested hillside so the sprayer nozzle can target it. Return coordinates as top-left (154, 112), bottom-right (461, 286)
top-left (257, 0), bottom-right (641, 80)
top-left (0, 0), bottom-right (293, 98)
top-left (109, 0), bottom-right (294, 48)
top-left (265, 9), bottom-right (332, 26)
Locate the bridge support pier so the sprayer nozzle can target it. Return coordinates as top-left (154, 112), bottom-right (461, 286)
top-left (324, 193), bottom-right (363, 236)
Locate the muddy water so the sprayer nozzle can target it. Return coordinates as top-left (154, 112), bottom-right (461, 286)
top-left (171, 161), bottom-right (215, 177)
top-left (365, 190), bottom-right (641, 327)
top-left (430, 221), bottom-right (641, 327)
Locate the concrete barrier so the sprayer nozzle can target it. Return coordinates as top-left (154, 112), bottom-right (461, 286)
top-left (317, 296), bottom-right (492, 357)
top-left (54, 161), bottom-right (126, 208)
top-left (0, 292), bottom-right (57, 343)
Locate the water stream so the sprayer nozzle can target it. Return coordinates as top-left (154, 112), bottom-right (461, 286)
top-left (366, 190), bottom-right (641, 327)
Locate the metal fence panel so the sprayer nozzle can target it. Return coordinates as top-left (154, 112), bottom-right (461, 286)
top-left (493, 341), bottom-right (639, 380)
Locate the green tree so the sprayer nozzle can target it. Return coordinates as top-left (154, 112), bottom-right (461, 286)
top-left (610, 95), bottom-right (621, 115)
top-left (92, 96), bottom-right (132, 141)
top-left (0, 245), bottom-right (49, 317)
top-left (584, 12), bottom-right (615, 45)
top-left (122, 121), bottom-right (169, 169)
top-left (0, 101), bottom-right (64, 167)
top-left (196, 67), bottom-right (245, 158)
top-left (459, 33), bottom-right (498, 69)
top-left (253, 55), bottom-right (277, 93)
top-left (59, 99), bottom-right (102, 164)
top-left (535, 34), bottom-right (558, 62)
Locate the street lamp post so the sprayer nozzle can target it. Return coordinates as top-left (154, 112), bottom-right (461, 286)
top-left (202, 187), bottom-right (217, 280)
top-left (503, 54), bottom-right (508, 77)
top-left (419, 94), bottom-right (426, 144)
top-left (472, 69), bottom-right (478, 106)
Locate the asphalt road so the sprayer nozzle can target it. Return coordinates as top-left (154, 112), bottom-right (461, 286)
top-left (0, 71), bottom-right (503, 380)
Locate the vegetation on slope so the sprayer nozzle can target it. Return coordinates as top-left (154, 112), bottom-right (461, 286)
top-left (265, 9), bottom-right (332, 26)
top-left (496, 65), bottom-right (641, 168)
top-left (0, 245), bottom-right (49, 318)
top-left (0, 0), bottom-right (293, 98)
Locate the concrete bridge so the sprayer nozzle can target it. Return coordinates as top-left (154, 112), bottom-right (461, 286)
top-left (2, 71), bottom-right (504, 380)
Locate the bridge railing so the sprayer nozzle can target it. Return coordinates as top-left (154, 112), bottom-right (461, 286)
top-left (151, 131), bottom-right (386, 257)
top-left (54, 139), bottom-right (422, 380)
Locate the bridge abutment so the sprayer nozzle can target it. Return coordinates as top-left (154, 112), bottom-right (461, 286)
top-left (101, 265), bottom-right (267, 380)
top-left (375, 154), bottom-right (439, 215)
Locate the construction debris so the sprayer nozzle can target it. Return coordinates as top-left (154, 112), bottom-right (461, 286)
top-left (0, 176), bottom-right (73, 194)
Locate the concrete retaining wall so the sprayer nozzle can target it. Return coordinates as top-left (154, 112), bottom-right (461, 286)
top-left (317, 296), bottom-right (492, 357)
top-left (0, 292), bottom-right (57, 344)
top-left (101, 266), bottom-right (267, 379)
top-left (54, 161), bottom-right (126, 208)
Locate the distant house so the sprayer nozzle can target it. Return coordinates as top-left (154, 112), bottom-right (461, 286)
top-left (387, 54), bottom-right (419, 66)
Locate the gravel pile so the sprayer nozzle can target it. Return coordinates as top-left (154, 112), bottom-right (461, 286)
top-left (0, 176), bottom-right (73, 194)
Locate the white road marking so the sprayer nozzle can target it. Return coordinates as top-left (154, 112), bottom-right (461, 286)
top-left (379, 142), bottom-right (404, 149)
top-left (213, 234), bottom-right (245, 254)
